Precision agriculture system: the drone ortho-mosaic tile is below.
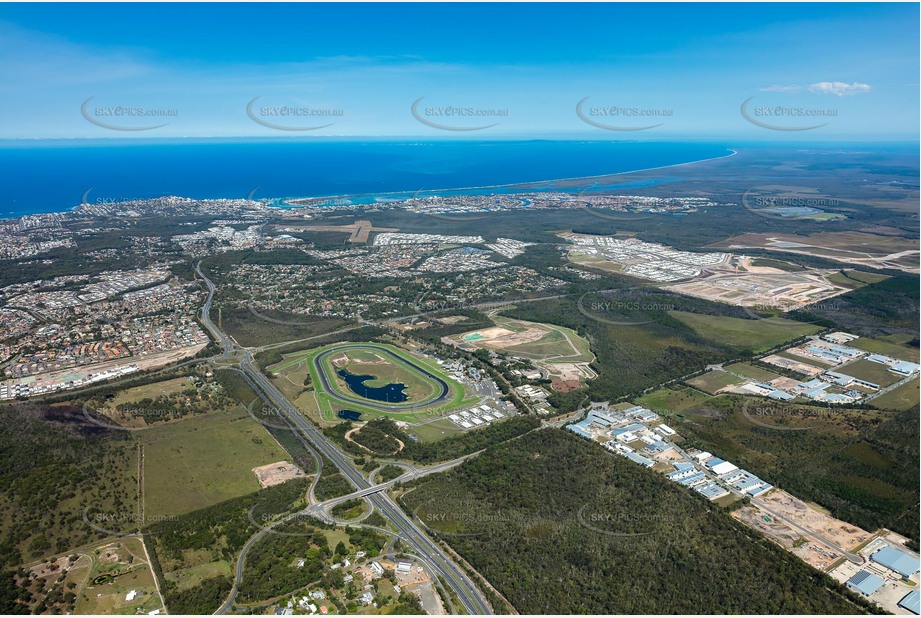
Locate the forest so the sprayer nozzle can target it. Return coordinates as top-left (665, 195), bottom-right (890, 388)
top-left (400, 429), bottom-right (880, 615)
top-left (671, 395), bottom-right (920, 546)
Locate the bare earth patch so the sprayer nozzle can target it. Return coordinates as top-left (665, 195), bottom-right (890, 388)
top-left (252, 461), bottom-right (306, 488)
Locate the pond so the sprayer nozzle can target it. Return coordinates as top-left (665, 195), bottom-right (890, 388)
top-left (337, 369), bottom-right (409, 403)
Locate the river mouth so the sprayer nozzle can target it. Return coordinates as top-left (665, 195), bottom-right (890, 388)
top-left (337, 368), bottom-right (409, 403)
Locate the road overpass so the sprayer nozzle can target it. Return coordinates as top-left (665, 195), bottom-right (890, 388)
top-left (193, 265), bottom-right (492, 615)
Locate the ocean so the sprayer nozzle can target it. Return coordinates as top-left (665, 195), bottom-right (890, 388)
top-left (0, 139), bottom-right (733, 218)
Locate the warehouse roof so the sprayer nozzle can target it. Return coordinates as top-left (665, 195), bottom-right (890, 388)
top-left (846, 570), bottom-right (885, 596)
top-left (898, 590), bottom-right (920, 615)
top-left (871, 546), bottom-right (920, 578)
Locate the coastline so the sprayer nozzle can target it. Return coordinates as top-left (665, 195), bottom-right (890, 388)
top-left (5, 145), bottom-right (738, 220)
top-left (276, 148), bottom-right (739, 205)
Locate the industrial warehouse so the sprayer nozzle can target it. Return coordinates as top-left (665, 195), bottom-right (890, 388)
top-left (567, 403), bottom-right (773, 504)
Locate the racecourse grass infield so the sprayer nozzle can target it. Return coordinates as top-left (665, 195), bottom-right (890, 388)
top-left (271, 342), bottom-right (476, 423)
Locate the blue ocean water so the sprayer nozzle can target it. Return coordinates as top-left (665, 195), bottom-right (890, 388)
top-left (0, 139), bottom-right (732, 218)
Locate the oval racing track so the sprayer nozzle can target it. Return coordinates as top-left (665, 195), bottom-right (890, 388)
top-left (312, 343), bottom-right (452, 412)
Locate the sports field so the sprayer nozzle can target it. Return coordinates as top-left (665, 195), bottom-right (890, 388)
top-left (451, 315), bottom-right (593, 363)
top-left (447, 314), bottom-right (595, 385)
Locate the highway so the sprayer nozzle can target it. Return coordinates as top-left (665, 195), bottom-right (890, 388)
top-left (194, 263), bottom-right (493, 615)
top-left (195, 261), bottom-right (234, 358)
top-left (239, 353), bottom-right (493, 615)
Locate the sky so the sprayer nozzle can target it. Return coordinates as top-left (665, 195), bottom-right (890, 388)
top-left (0, 3), bottom-right (918, 140)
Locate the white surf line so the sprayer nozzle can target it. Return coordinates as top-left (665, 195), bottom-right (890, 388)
top-left (269, 148), bottom-right (740, 203)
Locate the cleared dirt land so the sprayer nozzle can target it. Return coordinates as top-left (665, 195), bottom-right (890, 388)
top-left (758, 489), bottom-right (872, 553)
top-left (252, 460), bottom-right (306, 488)
top-left (732, 505), bottom-right (844, 572)
top-left (711, 231), bottom-right (919, 273)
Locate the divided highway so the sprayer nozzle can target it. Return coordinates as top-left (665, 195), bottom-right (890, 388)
top-left (195, 263), bottom-right (493, 616)
top-left (240, 354), bottom-right (492, 615)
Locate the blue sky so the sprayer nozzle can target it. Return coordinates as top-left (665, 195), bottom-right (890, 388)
top-left (0, 3), bottom-right (917, 139)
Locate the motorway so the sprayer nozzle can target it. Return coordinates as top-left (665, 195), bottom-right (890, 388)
top-left (311, 343), bottom-right (452, 412)
top-left (195, 261), bottom-right (234, 358)
top-left (195, 263), bottom-right (493, 615)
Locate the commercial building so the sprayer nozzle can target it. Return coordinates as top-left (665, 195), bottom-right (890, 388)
top-left (624, 452), bottom-right (654, 468)
top-left (898, 590), bottom-right (920, 615)
top-left (704, 457), bottom-right (738, 476)
top-left (890, 361), bottom-right (921, 376)
top-left (845, 570), bottom-right (885, 597)
top-left (695, 482), bottom-right (729, 501)
top-left (870, 546), bottom-right (920, 580)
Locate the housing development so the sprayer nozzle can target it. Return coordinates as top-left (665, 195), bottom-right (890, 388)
top-left (2, 4), bottom-right (919, 617)
top-left (1, 166), bottom-right (919, 618)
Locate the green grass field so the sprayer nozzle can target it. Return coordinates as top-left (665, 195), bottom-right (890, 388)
top-left (749, 257), bottom-right (805, 272)
top-left (636, 386), bottom-right (713, 414)
top-left (685, 370), bottom-right (746, 395)
top-left (164, 560), bottom-right (233, 593)
top-left (871, 378), bottom-right (920, 410)
top-left (823, 270), bottom-right (890, 294)
top-left (409, 418), bottom-right (468, 443)
top-left (105, 376), bottom-right (196, 407)
top-left (140, 408), bottom-right (288, 518)
top-left (844, 359), bottom-right (906, 389)
top-left (725, 362), bottom-right (785, 382)
top-left (850, 336), bottom-right (920, 363)
top-left (669, 311), bottom-right (821, 353)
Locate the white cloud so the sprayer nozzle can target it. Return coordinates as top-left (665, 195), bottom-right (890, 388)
top-left (808, 81), bottom-right (871, 96)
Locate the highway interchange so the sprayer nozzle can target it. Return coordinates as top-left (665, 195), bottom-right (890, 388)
top-left (195, 263), bottom-right (494, 615)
